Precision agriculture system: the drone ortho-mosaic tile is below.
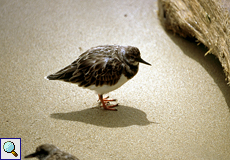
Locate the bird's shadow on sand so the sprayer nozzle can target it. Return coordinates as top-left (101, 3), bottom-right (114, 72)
top-left (50, 105), bottom-right (155, 128)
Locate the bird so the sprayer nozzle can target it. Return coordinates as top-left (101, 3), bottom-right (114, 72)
top-left (24, 144), bottom-right (79, 160)
top-left (46, 45), bottom-right (151, 111)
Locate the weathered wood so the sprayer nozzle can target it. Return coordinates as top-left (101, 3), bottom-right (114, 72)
top-left (158, 0), bottom-right (230, 85)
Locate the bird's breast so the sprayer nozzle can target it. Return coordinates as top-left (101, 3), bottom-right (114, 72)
top-left (86, 74), bottom-right (129, 95)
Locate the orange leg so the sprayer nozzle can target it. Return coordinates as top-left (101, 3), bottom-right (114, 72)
top-left (98, 94), bottom-right (118, 111)
top-left (103, 96), bottom-right (117, 102)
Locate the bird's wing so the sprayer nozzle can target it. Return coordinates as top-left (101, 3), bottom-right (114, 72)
top-left (69, 49), bottom-right (124, 87)
top-left (50, 151), bottom-right (79, 160)
top-left (46, 50), bottom-right (89, 81)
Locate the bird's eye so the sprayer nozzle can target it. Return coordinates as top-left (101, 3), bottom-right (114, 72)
top-left (130, 56), bottom-right (135, 59)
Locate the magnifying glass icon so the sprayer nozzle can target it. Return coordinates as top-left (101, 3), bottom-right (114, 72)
top-left (3, 141), bottom-right (18, 157)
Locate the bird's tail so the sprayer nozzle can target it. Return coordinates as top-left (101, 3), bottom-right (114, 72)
top-left (45, 65), bottom-right (75, 81)
top-left (45, 74), bottom-right (62, 80)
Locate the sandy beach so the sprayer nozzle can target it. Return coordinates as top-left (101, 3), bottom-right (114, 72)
top-left (1, 0), bottom-right (230, 159)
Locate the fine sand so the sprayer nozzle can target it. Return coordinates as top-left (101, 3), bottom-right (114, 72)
top-left (1, 0), bottom-right (230, 159)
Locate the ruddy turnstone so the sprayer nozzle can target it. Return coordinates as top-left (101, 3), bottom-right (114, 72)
top-left (46, 45), bottom-right (151, 111)
top-left (24, 144), bottom-right (79, 160)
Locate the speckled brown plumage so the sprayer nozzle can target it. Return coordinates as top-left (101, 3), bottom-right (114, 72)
top-left (24, 144), bottom-right (79, 160)
top-left (46, 45), bottom-right (151, 111)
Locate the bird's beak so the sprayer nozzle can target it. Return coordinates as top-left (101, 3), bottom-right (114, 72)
top-left (24, 152), bottom-right (37, 158)
top-left (138, 58), bottom-right (151, 66)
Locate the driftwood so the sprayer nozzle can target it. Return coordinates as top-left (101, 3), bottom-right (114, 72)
top-left (158, 0), bottom-right (230, 85)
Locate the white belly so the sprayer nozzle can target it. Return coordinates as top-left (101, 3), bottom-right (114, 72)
top-left (86, 74), bottom-right (129, 95)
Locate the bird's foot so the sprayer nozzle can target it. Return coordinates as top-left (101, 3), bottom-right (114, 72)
top-left (101, 103), bottom-right (119, 111)
top-left (98, 95), bottom-right (118, 111)
top-left (103, 96), bottom-right (117, 102)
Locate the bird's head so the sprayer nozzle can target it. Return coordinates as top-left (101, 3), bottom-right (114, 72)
top-left (24, 144), bottom-right (58, 160)
top-left (123, 46), bottom-right (151, 66)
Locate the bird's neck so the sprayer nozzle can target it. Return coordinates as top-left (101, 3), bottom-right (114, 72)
top-left (123, 64), bottom-right (139, 79)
